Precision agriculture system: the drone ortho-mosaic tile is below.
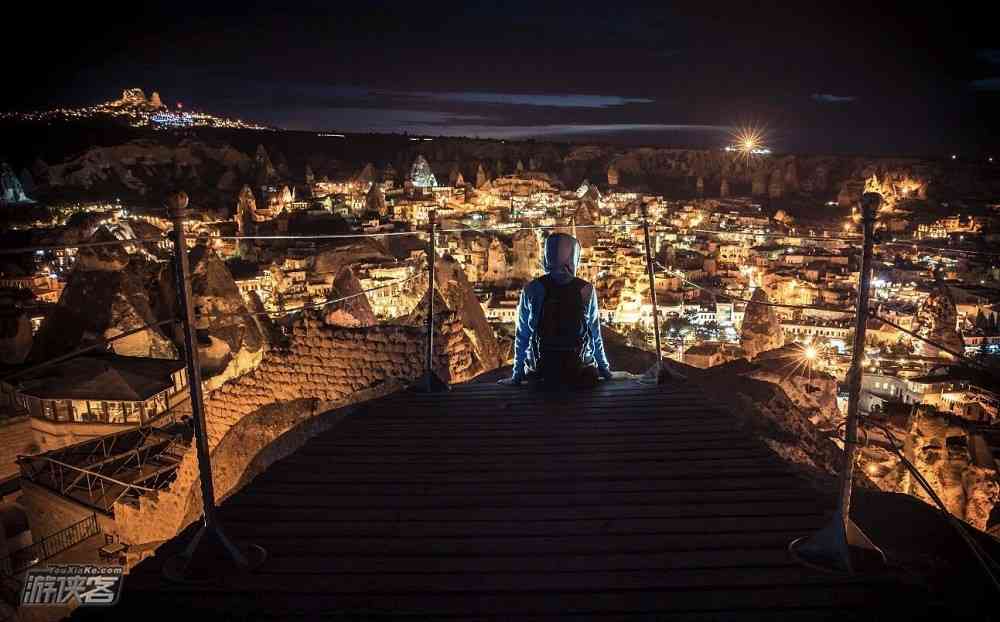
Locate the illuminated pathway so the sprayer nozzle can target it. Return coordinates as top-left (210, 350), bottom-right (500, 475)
top-left (77, 379), bottom-right (949, 619)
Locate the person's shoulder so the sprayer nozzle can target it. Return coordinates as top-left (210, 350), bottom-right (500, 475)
top-left (524, 278), bottom-right (546, 296)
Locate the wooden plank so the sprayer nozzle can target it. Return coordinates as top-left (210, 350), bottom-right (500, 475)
top-left (101, 585), bottom-right (932, 619)
top-left (204, 530), bottom-right (817, 557)
top-left (325, 423), bottom-right (744, 439)
top-left (224, 487), bottom-right (825, 510)
top-left (299, 437), bottom-right (769, 453)
top-left (217, 514), bottom-right (825, 539)
top-left (119, 566), bottom-right (884, 595)
top-left (218, 500), bottom-right (828, 523)
top-left (251, 547), bottom-right (799, 574)
top-left (292, 445), bottom-right (775, 460)
top-left (256, 463), bottom-right (793, 483)
top-left (275, 451), bottom-right (780, 470)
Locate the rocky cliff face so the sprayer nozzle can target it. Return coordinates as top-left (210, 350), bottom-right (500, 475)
top-left (740, 288), bottom-right (785, 360)
top-left (39, 139), bottom-right (252, 210)
top-left (19, 134), bottom-right (999, 219)
top-left (688, 359), bottom-right (847, 488)
top-left (751, 344), bottom-right (842, 427)
top-left (862, 406), bottom-right (999, 533)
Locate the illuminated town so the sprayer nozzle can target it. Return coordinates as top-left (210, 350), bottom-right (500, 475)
top-left (1, 3), bottom-right (999, 619)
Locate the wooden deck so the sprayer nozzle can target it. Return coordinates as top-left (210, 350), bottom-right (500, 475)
top-left (75, 378), bottom-right (946, 620)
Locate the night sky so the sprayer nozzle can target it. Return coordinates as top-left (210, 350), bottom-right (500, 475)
top-left (6, 1), bottom-right (999, 156)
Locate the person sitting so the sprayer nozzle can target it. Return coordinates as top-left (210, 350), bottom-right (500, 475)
top-left (498, 232), bottom-right (613, 388)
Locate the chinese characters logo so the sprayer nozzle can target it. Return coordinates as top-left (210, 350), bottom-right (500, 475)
top-left (21, 565), bottom-right (123, 607)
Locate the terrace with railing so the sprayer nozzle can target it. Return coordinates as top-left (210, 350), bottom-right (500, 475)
top-left (0, 190), bottom-right (997, 619)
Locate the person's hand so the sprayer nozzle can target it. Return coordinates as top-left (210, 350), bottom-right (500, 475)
top-left (598, 367), bottom-right (614, 380)
top-left (497, 375), bottom-right (522, 386)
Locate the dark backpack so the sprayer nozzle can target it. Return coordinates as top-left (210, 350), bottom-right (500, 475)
top-left (534, 275), bottom-right (591, 374)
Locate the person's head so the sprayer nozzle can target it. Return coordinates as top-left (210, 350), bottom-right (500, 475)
top-left (542, 233), bottom-right (581, 280)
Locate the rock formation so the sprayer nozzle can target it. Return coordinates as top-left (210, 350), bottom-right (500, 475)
top-left (768, 169), bottom-right (784, 199)
top-left (511, 230), bottom-right (542, 281)
top-left (255, 144), bottom-right (277, 186)
top-left (752, 344), bottom-right (841, 426)
top-left (29, 228), bottom-right (178, 362)
top-left (354, 163), bottom-right (376, 187)
top-left (0, 295), bottom-right (32, 365)
top-left (177, 242), bottom-right (268, 381)
top-left (365, 182), bottom-right (388, 217)
top-left (17, 168), bottom-right (35, 196)
top-left (862, 406), bottom-right (999, 532)
top-left (740, 288), bottom-right (785, 360)
top-left (406, 255), bottom-right (504, 374)
top-left (475, 163), bottom-right (488, 189)
top-left (322, 267), bottom-right (377, 327)
top-left (607, 164), bottom-right (619, 186)
top-left (914, 283), bottom-right (964, 358)
top-left (409, 155), bottom-right (437, 188)
top-left (572, 199), bottom-right (599, 249)
top-left (0, 162), bottom-right (33, 205)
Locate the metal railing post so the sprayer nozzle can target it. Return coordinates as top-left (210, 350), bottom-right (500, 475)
top-left (426, 210), bottom-right (436, 391)
top-left (640, 203), bottom-right (664, 382)
top-left (789, 192), bottom-right (885, 573)
top-left (418, 210), bottom-right (448, 392)
top-left (163, 190), bottom-right (266, 581)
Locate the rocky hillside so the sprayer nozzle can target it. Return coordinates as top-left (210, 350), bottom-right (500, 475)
top-left (6, 129), bottom-right (999, 215)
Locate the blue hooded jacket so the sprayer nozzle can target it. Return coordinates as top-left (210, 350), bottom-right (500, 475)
top-left (511, 233), bottom-right (611, 381)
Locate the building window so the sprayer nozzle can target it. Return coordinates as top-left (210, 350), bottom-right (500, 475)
top-left (106, 401), bottom-right (126, 424)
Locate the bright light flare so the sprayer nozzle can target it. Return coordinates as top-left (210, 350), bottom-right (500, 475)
top-left (804, 346), bottom-right (817, 361)
top-left (726, 125), bottom-right (770, 163)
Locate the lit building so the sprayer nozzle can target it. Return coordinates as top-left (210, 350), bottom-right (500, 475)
top-left (2, 354), bottom-right (188, 451)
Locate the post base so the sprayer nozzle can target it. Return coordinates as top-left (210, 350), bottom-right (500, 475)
top-left (414, 370), bottom-right (450, 393)
top-left (637, 359), bottom-right (685, 385)
top-left (788, 510), bottom-right (886, 574)
top-left (162, 521), bottom-right (267, 584)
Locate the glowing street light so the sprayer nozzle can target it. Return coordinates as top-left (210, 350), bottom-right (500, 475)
top-left (727, 125), bottom-right (770, 164)
top-left (804, 346), bottom-right (818, 361)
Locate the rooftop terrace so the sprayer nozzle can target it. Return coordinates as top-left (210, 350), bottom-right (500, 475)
top-left (65, 377), bottom-right (1000, 620)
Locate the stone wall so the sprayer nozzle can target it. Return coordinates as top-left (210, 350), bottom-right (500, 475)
top-left (111, 308), bottom-right (481, 545)
top-left (0, 416), bottom-right (33, 481)
top-left (16, 481), bottom-right (113, 544)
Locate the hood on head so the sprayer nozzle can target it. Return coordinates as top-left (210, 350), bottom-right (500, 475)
top-left (542, 233), bottom-right (580, 282)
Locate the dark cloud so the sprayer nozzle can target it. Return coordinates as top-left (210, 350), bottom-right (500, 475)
top-left (971, 78), bottom-right (1000, 91)
top-left (978, 49), bottom-right (1000, 64)
top-left (3, 1), bottom-right (997, 154)
top-left (811, 94), bottom-right (858, 103)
